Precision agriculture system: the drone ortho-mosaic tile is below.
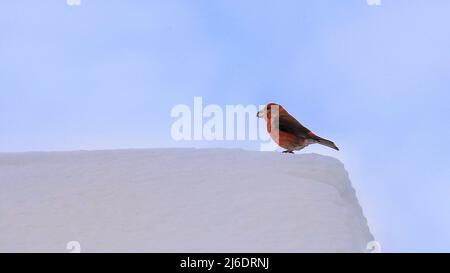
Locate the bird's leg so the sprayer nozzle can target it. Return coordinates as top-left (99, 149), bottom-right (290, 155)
top-left (282, 150), bottom-right (294, 154)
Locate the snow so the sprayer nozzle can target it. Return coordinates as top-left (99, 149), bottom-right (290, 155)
top-left (0, 148), bottom-right (373, 252)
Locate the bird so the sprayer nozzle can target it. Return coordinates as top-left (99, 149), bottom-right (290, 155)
top-left (257, 103), bottom-right (339, 153)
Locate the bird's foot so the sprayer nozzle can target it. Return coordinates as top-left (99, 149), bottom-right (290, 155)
top-left (282, 150), bottom-right (294, 154)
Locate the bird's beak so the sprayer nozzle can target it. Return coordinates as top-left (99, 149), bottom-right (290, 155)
top-left (257, 110), bottom-right (263, 118)
top-left (257, 109), bottom-right (268, 119)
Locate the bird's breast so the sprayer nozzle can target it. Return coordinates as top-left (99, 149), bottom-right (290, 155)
top-left (269, 130), bottom-right (305, 150)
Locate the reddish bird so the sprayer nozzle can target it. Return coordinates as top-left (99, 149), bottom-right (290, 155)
top-left (257, 103), bottom-right (339, 153)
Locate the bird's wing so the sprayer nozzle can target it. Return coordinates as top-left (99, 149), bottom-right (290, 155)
top-left (277, 113), bottom-right (313, 139)
top-left (276, 110), bottom-right (338, 149)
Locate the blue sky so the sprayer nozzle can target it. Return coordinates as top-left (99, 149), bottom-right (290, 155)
top-left (1, 0), bottom-right (450, 251)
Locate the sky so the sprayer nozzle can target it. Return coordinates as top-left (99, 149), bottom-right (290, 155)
top-left (1, 0), bottom-right (450, 252)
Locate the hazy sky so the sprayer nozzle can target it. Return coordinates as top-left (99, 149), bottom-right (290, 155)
top-left (1, 0), bottom-right (450, 251)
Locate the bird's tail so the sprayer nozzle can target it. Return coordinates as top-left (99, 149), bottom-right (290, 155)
top-left (316, 137), bottom-right (339, 151)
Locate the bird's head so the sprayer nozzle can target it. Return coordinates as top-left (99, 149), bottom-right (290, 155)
top-left (257, 103), bottom-right (284, 119)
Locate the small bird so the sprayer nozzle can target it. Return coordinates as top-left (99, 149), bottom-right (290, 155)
top-left (257, 103), bottom-right (339, 153)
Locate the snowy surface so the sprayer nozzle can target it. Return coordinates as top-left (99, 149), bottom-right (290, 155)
top-left (0, 149), bottom-right (373, 252)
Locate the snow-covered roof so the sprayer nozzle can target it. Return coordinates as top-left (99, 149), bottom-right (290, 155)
top-left (0, 149), bottom-right (373, 252)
